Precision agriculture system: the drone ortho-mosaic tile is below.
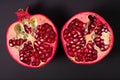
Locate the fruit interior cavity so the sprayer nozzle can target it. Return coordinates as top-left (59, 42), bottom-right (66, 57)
top-left (63, 14), bottom-right (110, 62)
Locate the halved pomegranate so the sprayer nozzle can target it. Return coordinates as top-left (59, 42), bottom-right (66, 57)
top-left (61, 12), bottom-right (114, 64)
top-left (6, 8), bottom-right (58, 68)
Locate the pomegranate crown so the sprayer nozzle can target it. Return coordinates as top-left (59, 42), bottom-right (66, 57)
top-left (15, 7), bottom-right (30, 20)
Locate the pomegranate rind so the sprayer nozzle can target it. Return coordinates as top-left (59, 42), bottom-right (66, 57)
top-left (61, 11), bottom-right (114, 64)
top-left (6, 13), bottom-right (58, 68)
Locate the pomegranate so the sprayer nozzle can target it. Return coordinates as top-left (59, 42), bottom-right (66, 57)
top-left (61, 12), bottom-right (114, 64)
top-left (6, 8), bottom-right (58, 68)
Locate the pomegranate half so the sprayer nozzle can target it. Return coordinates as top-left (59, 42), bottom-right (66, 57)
top-left (6, 8), bottom-right (58, 68)
top-left (61, 12), bottom-right (114, 64)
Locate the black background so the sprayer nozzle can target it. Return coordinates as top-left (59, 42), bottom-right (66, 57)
top-left (0, 0), bottom-right (120, 80)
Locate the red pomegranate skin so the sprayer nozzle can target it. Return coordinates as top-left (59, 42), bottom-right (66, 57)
top-left (6, 8), bottom-right (58, 68)
top-left (61, 11), bottom-right (114, 64)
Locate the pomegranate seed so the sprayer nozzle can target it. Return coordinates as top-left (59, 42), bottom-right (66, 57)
top-left (9, 39), bottom-right (26, 47)
top-left (94, 36), bottom-right (109, 51)
top-left (9, 39), bottom-right (16, 47)
top-left (75, 53), bottom-right (84, 61)
top-left (68, 52), bottom-right (75, 57)
top-left (24, 25), bottom-right (31, 33)
top-left (86, 41), bottom-right (94, 50)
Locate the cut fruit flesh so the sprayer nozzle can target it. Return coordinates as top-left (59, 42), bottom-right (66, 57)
top-left (61, 12), bottom-right (114, 64)
top-left (6, 9), bottom-right (58, 68)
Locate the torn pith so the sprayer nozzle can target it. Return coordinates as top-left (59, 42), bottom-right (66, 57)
top-left (10, 17), bottom-right (38, 50)
top-left (101, 32), bottom-right (110, 45)
top-left (85, 30), bottom-right (95, 43)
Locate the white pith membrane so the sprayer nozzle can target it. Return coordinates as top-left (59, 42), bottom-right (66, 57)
top-left (8, 17), bottom-right (55, 66)
top-left (63, 14), bottom-right (111, 63)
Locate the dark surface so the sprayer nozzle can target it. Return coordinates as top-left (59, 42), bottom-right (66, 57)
top-left (0, 0), bottom-right (120, 80)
